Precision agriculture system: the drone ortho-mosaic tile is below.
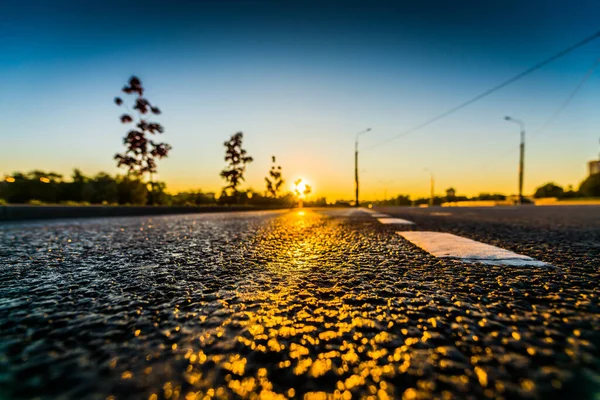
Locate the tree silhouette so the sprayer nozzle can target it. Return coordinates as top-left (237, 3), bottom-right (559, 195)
top-left (533, 182), bottom-right (565, 199)
top-left (303, 184), bottom-right (312, 197)
top-left (221, 132), bottom-right (253, 196)
top-left (265, 156), bottom-right (284, 198)
top-left (293, 179), bottom-right (302, 197)
top-left (579, 173), bottom-right (600, 197)
top-left (114, 76), bottom-right (171, 182)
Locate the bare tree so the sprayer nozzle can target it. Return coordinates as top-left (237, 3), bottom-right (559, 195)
top-left (265, 156), bottom-right (284, 197)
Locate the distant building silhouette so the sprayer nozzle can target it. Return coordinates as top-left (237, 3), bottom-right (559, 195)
top-left (589, 160), bottom-right (600, 176)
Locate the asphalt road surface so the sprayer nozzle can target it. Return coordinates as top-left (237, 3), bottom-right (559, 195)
top-left (0, 207), bottom-right (599, 400)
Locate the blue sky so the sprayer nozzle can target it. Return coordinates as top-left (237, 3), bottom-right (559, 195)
top-left (1, 0), bottom-right (599, 199)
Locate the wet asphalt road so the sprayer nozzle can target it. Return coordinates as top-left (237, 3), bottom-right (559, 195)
top-left (0, 208), bottom-right (599, 400)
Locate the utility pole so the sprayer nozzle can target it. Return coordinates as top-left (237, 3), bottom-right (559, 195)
top-left (424, 168), bottom-right (434, 207)
top-left (505, 116), bottom-right (525, 205)
top-left (354, 128), bottom-right (371, 207)
top-left (430, 174), bottom-right (435, 207)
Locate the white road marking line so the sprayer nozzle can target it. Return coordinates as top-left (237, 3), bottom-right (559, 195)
top-left (357, 209), bottom-right (416, 226)
top-left (377, 218), bottom-right (415, 225)
top-left (397, 231), bottom-right (548, 267)
top-left (359, 208), bottom-right (378, 214)
top-left (431, 212), bottom-right (452, 216)
top-left (321, 209), bottom-right (358, 217)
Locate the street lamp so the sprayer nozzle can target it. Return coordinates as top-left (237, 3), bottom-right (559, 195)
top-left (504, 116), bottom-right (525, 205)
top-left (424, 168), bottom-right (435, 207)
top-left (354, 128), bottom-right (372, 207)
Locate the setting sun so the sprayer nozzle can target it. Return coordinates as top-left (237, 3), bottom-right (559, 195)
top-left (292, 178), bottom-right (312, 198)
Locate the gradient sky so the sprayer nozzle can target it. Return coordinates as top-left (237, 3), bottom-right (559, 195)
top-left (1, 0), bottom-right (600, 200)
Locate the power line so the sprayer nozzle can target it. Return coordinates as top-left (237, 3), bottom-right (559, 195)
top-left (529, 55), bottom-right (600, 140)
top-left (488, 55), bottom-right (600, 164)
top-left (365, 29), bottom-right (600, 151)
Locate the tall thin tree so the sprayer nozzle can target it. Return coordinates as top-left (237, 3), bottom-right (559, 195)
top-left (221, 132), bottom-right (253, 198)
top-left (265, 156), bottom-right (284, 198)
top-left (114, 76), bottom-right (171, 189)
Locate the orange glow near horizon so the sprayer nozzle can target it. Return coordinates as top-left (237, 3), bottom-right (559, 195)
top-left (292, 178), bottom-right (312, 198)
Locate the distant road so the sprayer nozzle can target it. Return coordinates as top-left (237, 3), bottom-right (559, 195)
top-left (376, 204), bottom-right (600, 227)
top-left (0, 208), bottom-right (598, 399)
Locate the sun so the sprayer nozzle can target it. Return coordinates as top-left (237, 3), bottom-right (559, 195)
top-left (292, 178), bottom-right (312, 198)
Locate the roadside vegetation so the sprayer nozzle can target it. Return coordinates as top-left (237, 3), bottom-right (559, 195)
top-left (0, 169), bottom-right (325, 207)
top-left (533, 177), bottom-right (600, 200)
top-left (370, 193), bottom-right (510, 207)
top-left (2, 75), bottom-right (599, 208)
top-left (0, 76), bottom-right (315, 208)
top-left (369, 175), bottom-right (600, 207)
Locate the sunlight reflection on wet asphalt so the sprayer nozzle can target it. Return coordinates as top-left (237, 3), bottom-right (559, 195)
top-left (0, 209), bottom-right (599, 399)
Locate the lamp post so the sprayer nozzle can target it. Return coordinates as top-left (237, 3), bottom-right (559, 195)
top-left (354, 128), bottom-right (372, 207)
top-left (424, 168), bottom-right (435, 207)
top-left (504, 116), bottom-right (525, 205)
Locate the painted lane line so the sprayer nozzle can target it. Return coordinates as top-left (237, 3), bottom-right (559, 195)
top-left (358, 208), bottom-right (378, 214)
top-left (370, 213), bottom-right (392, 218)
top-left (397, 231), bottom-right (548, 267)
top-left (377, 218), bottom-right (415, 225)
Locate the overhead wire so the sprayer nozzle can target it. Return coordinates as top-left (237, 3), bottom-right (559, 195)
top-left (486, 55), bottom-right (600, 164)
top-left (529, 55), bottom-right (600, 140)
top-left (364, 29), bottom-right (600, 151)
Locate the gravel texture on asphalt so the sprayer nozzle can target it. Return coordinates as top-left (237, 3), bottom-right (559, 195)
top-left (0, 208), bottom-right (599, 400)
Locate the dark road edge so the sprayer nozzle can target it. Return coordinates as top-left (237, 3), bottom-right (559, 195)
top-left (0, 205), bottom-right (292, 223)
